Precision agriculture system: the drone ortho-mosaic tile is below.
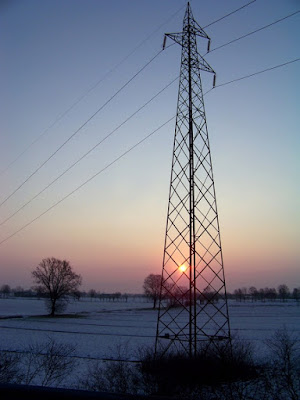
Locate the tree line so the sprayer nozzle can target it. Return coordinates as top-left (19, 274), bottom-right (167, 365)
top-left (142, 274), bottom-right (300, 309)
top-left (0, 284), bottom-right (144, 302)
top-left (229, 284), bottom-right (300, 302)
top-left (1, 259), bottom-right (299, 317)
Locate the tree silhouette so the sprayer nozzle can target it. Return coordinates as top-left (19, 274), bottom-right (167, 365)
top-left (32, 257), bottom-right (82, 316)
top-left (0, 284), bottom-right (11, 298)
top-left (143, 274), bottom-right (162, 309)
top-left (278, 284), bottom-right (290, 302)
top-left (292, 287), bottom-right (300, 302)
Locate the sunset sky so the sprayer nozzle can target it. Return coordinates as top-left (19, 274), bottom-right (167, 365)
top-left (0, 0), bottom-right (299, 293)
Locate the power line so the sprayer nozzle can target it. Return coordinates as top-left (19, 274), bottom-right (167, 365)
top-left (0, 3), bottom-right (185, 178)
top-left (1, 348), bottom-right (143, 363)
top-left (203, 57), bottom-right (299, 95)
top-left (210, 10), bottom-right (300, 53)
top-left (0, 1), bottom-right (261, 209)
top-left (1, 2), bottom-right (293, 242)
top-left (1, 55), bottom-right (299, 246)
top-left (215, 57), bottom-right (300, 88)
top-left (0, 324), bottom-right (154, 338)
top-left (0, 1), bottom-right (262, 207)
top-left (203, 0), bottom-right (256, 28)
top-left (0, 116), bottom-right (175, 247)
top-left (0, 0), bottom-right (258, 180)
top-left (0, 76), bottom-right (179, 227)
top-left (0, 49), bottom-right (164, 208)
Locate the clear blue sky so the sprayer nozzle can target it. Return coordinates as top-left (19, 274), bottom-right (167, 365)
top-left (0, 0), bottom-right (299, 292)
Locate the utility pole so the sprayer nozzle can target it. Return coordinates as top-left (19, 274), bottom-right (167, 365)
top-left (155, 2), bottom-right (231, 358)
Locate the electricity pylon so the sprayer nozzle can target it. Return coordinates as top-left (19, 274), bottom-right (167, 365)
top-left (155, 2), bottom-right (231, 358)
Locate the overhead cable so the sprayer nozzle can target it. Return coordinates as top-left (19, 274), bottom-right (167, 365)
top-left (1, 0), bottom-right (257, 179)
top-left (0, 0), bottom-right (260, 198)
top-left (0, 76), bottom-right (179, 227)
top-left (210, 10), bottom-right (300, 53)
top-left (1, 53), bottom-right (299, 245)
top-left (203, 57), bottom-right (299, 95)
top-left (0, 116), bottom-right (175, 246)
top-left (0, 49), bottom-right (164, 208)
top-left (215, 57), bottom-right (300, 88)
top-left (0, 3), bottom-right (185, 177)
top-left (203, 0), bottom-right (256, 28)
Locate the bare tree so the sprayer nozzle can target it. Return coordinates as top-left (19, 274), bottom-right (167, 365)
top-left (234, 288), bottom-right (247, 302)
top-left (0, 284), bottom-right (11, 298)
top-left (0, 352), bottom-right (21, 383)
top-left (263, 328), bottom-right (300, 400)
top-left (264, 287), bottom-right (277, 301)
top-left (166, 284), bottom-right (188, 308)
top-left (143, 274), bottom-right (162, 309)
top-left (32, 257), bottom-right (82, 316)
top-left (21, 337), bottom-right (75, 386)
top-left (249, 286), bottom-right (258, 302)
top-left (88, 289), bottom-right (97, 301)
top-left (292, 288), bottom-right (300, 303)
top-left (259, 288), bottom-right (266, 302)
top-left (13, 286), bottom-right (24, 297)
top-left (278, 284), bottom-right (290, 302)
top-left (80, 343), bottom-right (138, 394)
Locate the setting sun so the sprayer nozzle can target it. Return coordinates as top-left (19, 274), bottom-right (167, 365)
top-left (179, 264), bottom-right (188, 273)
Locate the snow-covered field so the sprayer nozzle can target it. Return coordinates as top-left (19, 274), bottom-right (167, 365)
top-left (0, 297), bottom-right (299, 387)
top-left (0, 297), bottom-right (155, 361)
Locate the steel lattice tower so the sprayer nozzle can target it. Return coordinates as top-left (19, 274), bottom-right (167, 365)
top-left (155, 3), bottom-right (231, 357)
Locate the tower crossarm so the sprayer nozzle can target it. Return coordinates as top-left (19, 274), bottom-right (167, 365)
top-left (163, 3), bottom-right (216, 80)
top-left (164, 32), bottom-right (215, 75)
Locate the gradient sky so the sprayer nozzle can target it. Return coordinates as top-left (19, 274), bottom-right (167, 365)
top-left (0, 0), bottom-right (299, 293)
